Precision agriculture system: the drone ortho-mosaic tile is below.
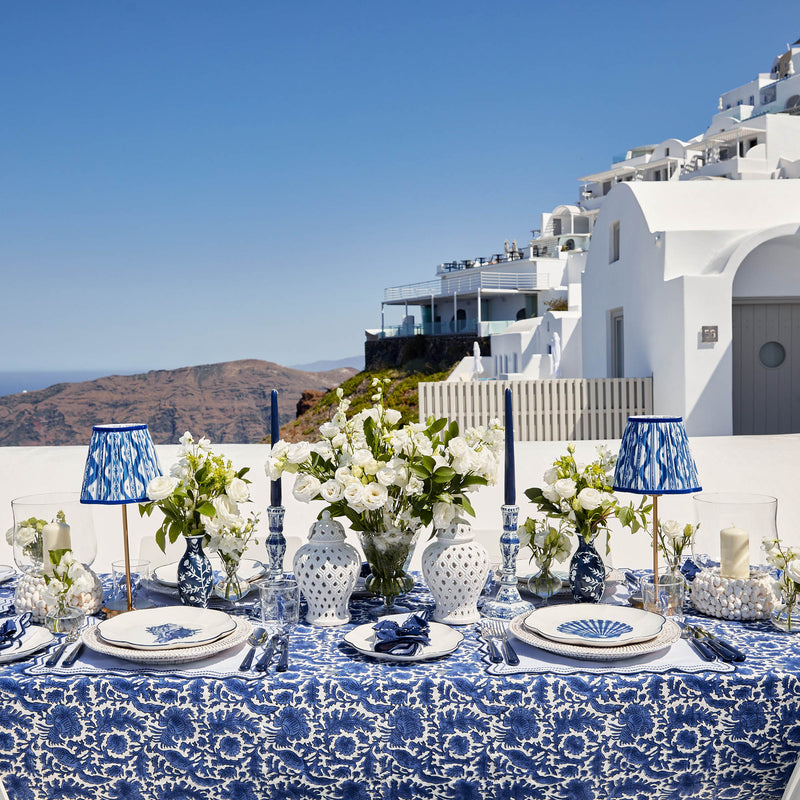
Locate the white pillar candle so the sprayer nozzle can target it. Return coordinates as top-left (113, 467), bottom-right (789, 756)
top-left (42, 521), bottom-right (72, 576)
top-left (720, 525), bottom-right (750, 580)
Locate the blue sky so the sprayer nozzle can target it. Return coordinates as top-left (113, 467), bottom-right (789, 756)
top-left (2, 2), bottom-right (798, 373)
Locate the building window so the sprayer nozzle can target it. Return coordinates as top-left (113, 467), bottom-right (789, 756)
top-left (610, 308), bottom-right (624, 378)
top-left (609, 221), bottom-right (620, 263)
top-left (603, 181), bottom-right (612, 196)
top-left (664, 147), bottom-right (670, 156)
top-left (749, 95), bottom-right (754, 105)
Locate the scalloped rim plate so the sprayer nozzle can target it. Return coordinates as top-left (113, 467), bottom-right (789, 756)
top-left (343, 614), bottom-right (464, 662)
top-left (97, 606), bottom-right (237, 651)
top-left (0, 624), bottom-right (55, 664)
top-left (152, 557), bottom-right (266, 588)
top-left (0, 565), bottom-right (15, 584)
top-left (84, 616), bottom-right (251, 665)
top-left (511, 612), bottom-right (679, 661)
top-left (523, 604), bottom-right (666, 647)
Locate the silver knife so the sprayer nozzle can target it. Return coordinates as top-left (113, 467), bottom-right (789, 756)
top-left (61, 642), bottom-right (84, 668)
top-left (501, 638), bottom-right (520, 666)
top-left (276, 636), bottom-right (289, 672)
top-left (255, 634), bottom-right (280, 672)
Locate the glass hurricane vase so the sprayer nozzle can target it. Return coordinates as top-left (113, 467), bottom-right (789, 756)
top-left (357, 528), bottom-right (419, 617)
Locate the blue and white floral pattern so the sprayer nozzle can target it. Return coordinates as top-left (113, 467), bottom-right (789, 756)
top-left (1, 576), bottom-right (799, 799)
top-left (569, 536), bottom-right (606, 602)
top-left (177, 533), bottom-right (213, 608)
top-left (557, 618), bottom-right (633, 639)
top-left (145, 623), bottom-right (201, 644)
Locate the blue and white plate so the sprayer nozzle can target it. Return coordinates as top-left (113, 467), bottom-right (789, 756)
top-left (152, 558), bottom-right (266, 588)
top-left (97, 606), bottom-right (237, 651)
top-left (522, 604), bottom-right (665, 647)
top-left (0, 565), bottom-right (15, 585)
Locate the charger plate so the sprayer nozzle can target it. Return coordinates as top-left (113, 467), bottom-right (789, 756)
top-left (523, 604), bottom-right (666, 647)
top-left (509, 612), bottom-right (680, 661)
top-left (83, 617), bottom-right (251, 665)
top-left (97, 606), bottom-right (237, 651)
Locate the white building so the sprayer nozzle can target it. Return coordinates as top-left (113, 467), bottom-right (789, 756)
top-left (371, 37), bottom-right (800, 436)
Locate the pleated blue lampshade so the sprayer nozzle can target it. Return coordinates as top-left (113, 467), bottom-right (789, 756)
top-left (613, 416), bottom-right (701, 495)
top-left (80, 424), bottom-right (162, 505)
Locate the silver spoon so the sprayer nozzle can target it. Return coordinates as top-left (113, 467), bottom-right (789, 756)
top-left (238, 626), bottom-right (266, 671)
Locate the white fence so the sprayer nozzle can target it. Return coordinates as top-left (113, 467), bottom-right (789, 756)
top-left (418, 378), bottom-right (653, 441)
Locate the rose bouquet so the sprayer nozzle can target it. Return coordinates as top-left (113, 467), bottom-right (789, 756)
top-left (139, 432), bottom-right (259, 593)
top-left (657, 519), bottom-right (696, 574)
top-left (524, 443), bottom-right (650, 546)
top-left (763, 537), bottom-right (800, 631)
top-left (267, 380), bottom-right (503, 609)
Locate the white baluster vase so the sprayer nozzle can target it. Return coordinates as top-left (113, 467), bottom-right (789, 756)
top-left (422, 522), bottom-right (489, 624)
top-left (293, 511), bottom-right (360, 627)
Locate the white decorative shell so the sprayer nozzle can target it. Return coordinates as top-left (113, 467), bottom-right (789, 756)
top-left (14, 569), bottom-right (103, 621)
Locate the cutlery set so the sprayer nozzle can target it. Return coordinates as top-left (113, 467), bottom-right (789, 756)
top-left (238, 626), bottom-right (290, 673)
top-left (480, 620), bottom-right (520, 666)
top-left (677, 620), bottom-right (745, 663)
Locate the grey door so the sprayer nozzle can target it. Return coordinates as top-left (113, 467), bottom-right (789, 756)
top-left (732, 302), bottom-right (800, 434)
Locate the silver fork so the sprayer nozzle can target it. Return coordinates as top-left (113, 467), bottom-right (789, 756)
top-left (489, 619), bottom-right (520, 666)
top-left (479, 621), bottom-right (503, 663)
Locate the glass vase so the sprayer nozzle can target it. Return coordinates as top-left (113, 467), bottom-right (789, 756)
top-left (44, 598), bottom-right (85, 635)
top-left (771, 592), bottom-right (799, 633)
top-left (213, 555), bottom-right (249, 603)
top-left (356, 528), bottom-right (419, 617)
top-left (527, 565), bottom-right (562, 600)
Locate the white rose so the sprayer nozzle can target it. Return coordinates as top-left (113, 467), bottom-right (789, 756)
top-left (785, 558), bottom-right (800, 585)
top-left (406, 476), bottom-right (423, 496)
top-left (432, 501), bottom-right (456, 529)
top-left (362, 483), bottom-right (389, 511)
top-left (147, 475), bottom-right (179, 501)
top-left (213, 495), bottom-right (240, 526)
top-left (319, 480), bottom-right (344, 503)
top-left (384, 408), bottom-right (402, 426)
top-left (660, 519), bottom-right (683, 541)
top-left (331, 432), bottom-right (346, 449)
top-left (542, 485), bottom-right (560, 504)
top-left (343, 481), bottom-right (365, 509)
top-left (376, 466), bottom-right (395, 487)
top-left (4, 527), bottom-right (13, 546)
top-left (554, 478), bottom-right (577, 500)
top-left (226, 477), bottom-right (250, 503)
top-left (319, 422), bottom-right (339, 439)
top-left (292, 473), bottom-right (321, 503)
top-left (577, 488), bottom-right (602, 512)
top-left (16, 525), bottom-right (37, 547)
top-left (518, 526), bottom-right (532, 547)
top-left (543, 467), bottom-right (559, 485)
top-left (351, 449), bottom-right (373, 468)
top-left (287, 442), bottom-right (312, 464)
top-left (448, 437), bottom-right (469, 459)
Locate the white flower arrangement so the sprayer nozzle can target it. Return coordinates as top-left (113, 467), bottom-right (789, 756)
top-left (42, 548), bottom-right (93, 607)
top-left (519, 519), bottom-right (572, 572)
top-left (266, 380), bottom-right (503, 534)
top-left (140, 432), bottom-right (259, 560)
top-left (763, 536), bottom-right (800, 627)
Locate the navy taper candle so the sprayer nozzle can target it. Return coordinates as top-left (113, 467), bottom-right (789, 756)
top-left (504, 387), bottom-right (515, 505)
top-left (270, 389), bottom-right (282, 507)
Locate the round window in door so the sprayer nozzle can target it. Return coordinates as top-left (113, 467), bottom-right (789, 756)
top-left (759, 341), bottom-right (786, 368)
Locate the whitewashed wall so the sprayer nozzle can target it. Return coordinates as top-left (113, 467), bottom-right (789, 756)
top-left (0, 435), bottom-right (797, 577)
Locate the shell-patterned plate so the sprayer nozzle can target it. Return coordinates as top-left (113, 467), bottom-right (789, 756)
top-left (522, 604), bottom-right (666, 647)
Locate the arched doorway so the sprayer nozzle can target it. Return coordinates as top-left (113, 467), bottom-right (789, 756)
top-left (731, 235), bottom-right (800, 434)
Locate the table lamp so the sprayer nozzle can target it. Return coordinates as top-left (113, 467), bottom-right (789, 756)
top-left (613, 416), bottom-right (701, 593)
top-left (80, 423), bottom-right (162, 613)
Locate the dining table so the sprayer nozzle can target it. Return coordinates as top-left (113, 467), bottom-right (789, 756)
top-left (0, 571), bottom-right (799, 800)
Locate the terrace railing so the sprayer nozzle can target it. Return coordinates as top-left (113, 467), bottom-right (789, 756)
top-left (384, 271), bottom-right (548, 303)
top-left (418, 377), bottom-right (653, 441)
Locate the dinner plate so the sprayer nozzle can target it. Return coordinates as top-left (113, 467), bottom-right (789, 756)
top-left (343, 614), bottom-right (464, 662)
top-left (0, 625), bottom-right (55, 664)
top-left (523, 604), bottom-right (665, 647)
top-left (0, 565), bottom-right (15, 585)
top-left (83, 616), bottom-right (251, 665)
top-left (510, 612), bottom-right (680, 661)
top-left (97, 606), bottom-right (237, 651)
top-left (152, 557), bottom-right (266, 588)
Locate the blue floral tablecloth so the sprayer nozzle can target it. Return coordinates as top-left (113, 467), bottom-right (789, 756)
top-left (0, 575), bottom-right (799, 800)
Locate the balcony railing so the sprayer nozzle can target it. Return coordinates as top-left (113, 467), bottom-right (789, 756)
top-left (384, 271), bottom-right (549, 303)
top-left (375, 318), bottom-right (518, 338)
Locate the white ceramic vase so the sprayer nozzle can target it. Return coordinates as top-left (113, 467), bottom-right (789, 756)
top-left (293, 511), bottom-right (360, 627)
top-left (422, 522), bottom-right (489, 624)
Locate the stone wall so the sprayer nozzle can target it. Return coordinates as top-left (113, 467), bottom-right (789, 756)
top-left (365, 334), bottom-right (492, 371)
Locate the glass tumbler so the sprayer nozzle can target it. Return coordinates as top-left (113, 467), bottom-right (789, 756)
top-left (641, 572), bottom-right (685, 617)
top-left (108, 559), bottom-right (154, 612)
top-left (259, 578), bottom-right (300, 634)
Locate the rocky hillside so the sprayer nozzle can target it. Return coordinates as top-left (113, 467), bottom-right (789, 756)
top-left (0, 359), bottom-right (357, 446)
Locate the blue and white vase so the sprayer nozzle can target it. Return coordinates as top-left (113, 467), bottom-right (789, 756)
top-left (569, 536), bottom-right (605, 603)
top-left (177, 533), bottom-right (213, 608)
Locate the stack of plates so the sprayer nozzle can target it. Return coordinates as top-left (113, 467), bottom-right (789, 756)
top-left (151, 558), bottom-right (267, 593)
top-left (0, 625), bottom-right (55, 664)
top-left (509, 604), bottom-right (680, 661)
top-left (0, 565), bottom-right (16, 585)
top-left (82, 606), bottom-right (251, 665)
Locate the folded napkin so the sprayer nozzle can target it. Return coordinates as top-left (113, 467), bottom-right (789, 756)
top-left (373, 613), bottom-right (430, 656)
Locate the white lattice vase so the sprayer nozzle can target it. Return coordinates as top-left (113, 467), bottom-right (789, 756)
top-left (293, 511), bottom-right (360, 627)
top-left (422, 522), bottom-right (489, 624)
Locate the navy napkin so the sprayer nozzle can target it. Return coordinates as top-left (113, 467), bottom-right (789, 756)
top-left (373, 613), bottom-right (430, 656)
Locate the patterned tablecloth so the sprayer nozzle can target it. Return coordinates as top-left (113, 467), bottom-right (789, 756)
top-left (0, 574), bottom-right (799, 800)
